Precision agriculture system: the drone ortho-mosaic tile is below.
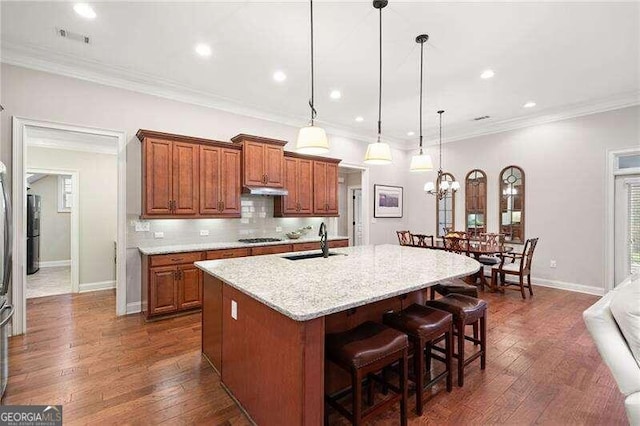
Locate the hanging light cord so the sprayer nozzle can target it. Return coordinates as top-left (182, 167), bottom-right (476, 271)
top-left (438, 110), bottom-right (444, 177)
top-left (377, 6), bottom-right (383, 143)
top-left (418, 40), bottom-right (424, 153)
top-left (309, 0), bottom-right (317, 125)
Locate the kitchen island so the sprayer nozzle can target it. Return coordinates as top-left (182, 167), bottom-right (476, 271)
top-left (195, 244), bottom-right (480, 425)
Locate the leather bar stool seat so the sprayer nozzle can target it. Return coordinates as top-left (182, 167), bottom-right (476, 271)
top-left (325, 321), bottom-right (409, 425)
top-left (383, 304), bottom-right (453, 415)
top-left (430, 278), bottom-right (479, 300)
top-left (425, 294), bottom-right (487, 387)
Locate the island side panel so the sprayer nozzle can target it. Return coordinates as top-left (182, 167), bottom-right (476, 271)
top-left (221, 283), bottom-right (324, 425)
top-left (202, 274), bottom-right (222, 372)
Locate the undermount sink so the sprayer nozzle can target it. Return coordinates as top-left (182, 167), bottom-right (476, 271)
top-left (282, 252), bottom-right (345, 261)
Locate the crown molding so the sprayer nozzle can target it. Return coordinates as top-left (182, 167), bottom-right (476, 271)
top-left (1, 41), bottom-right (406, 150)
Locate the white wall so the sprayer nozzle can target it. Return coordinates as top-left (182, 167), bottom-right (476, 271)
top-left (28, 175), bottom-right (70, 263)
top-left (406, 106), bottom-right (640, 292)
top-left (27, 147), bottom-right (117, 287)
top-left (0, 64), bottom-right (410, 309)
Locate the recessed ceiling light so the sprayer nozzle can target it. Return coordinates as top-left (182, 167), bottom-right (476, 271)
top-left (73, 3), bottom-right (96, 20)
top-left (330, 90), bottom-right (342, 100)
top-left (523, 101), bottom-right (536, 108)
top-left (273, 71), bottom-right (287, 82)
top-left (194, 43), bottom-right (212, 57)
top-left (480, 69), bottom-right (495, 79)
top-left (355, 116), bottom-right (364, 122)
top-left (407, 131), bottom-right (415, 136)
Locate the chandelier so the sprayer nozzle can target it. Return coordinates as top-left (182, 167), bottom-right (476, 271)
top-left (424, 110), bottom-right (460, 199)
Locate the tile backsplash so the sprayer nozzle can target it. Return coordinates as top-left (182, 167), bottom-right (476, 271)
top-left (127, 196), bottom-right (338, 248)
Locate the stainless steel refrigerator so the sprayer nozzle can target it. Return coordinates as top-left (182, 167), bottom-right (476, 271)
top-left (26, 194), bottom-right (40, 275)
top-left (0, 161), bottom-right (13, 400)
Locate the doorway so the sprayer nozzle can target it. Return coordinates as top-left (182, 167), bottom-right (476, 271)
top-left (12, 117), bottom-right (126, 336)
top-left (25, 169), bottom-right (79, 299)
top-left (351, 188), bottom-right (363, 246)
top-left (339, 166), bottom-right (365, 247)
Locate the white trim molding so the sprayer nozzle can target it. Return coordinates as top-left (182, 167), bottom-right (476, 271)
top-left (532, 277), bottom-right (605, 297)
top-left (39, 260), bottom-right (71, 268)
top-left (126, 302), bottom-right (142, 315)
top-left (79, 280), bottom-right (116, 293)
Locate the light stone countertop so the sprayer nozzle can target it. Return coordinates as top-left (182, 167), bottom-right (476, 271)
top-left (138, 235), bottom-right (349, 255)
top-left (195, 244), bottom-right (481, 322)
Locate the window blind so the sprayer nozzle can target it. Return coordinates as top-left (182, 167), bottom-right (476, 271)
top-left (629, 182), bottom-right (640, 274)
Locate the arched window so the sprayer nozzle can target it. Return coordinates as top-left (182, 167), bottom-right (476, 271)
top-left (436, 172), bottom-right (456, 237)
top-left (499, 165), bottom-right (525, 243)
top-left (465, 169), bottom-right (487, 238)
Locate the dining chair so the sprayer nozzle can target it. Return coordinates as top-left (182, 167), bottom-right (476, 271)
top-left (491, 238), bottom-right (539, 299)
top-left (477, 233), bottom-right (505, 267)
top-left (396, 231), bottom-right (412, 246)
top-left (411, 234), bottom-right (434, 248)
top-left (431, 236), bottom-right (478, 300)
top-left (443, 236), bottom-right (470, 255)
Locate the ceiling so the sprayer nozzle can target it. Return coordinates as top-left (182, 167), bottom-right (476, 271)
top-left (2, 1), bottom-right (639, 147)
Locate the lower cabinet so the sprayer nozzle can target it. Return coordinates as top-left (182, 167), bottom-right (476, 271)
top-left (142, 252), bottom-right (204, 319)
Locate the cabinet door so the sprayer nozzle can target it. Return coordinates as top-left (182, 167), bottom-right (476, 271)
top-left (149, 266), bottom-right (178, 316)
top-left (243, 142), bottom-right (265, 186)
top-left (144, 138), bottom-right (173, 215)
top-left (298, 159), bottom-right (314, 214)
top-left (220, 149), bottom-right (241, 215)
top-left (264, 145), bottom-right (284, 187)
top-left (313, 161), bottom-right (328, 215)
top-left (178, 266), bottom-right (202, 311)
top-left (281, 157), bottom-right (299, 214)
top-left (199, 145), bottom-right (221, 215)
top-left (326, 163), bottom-right (339, 215)
top-left (172, 142), bottom-right (199, 215)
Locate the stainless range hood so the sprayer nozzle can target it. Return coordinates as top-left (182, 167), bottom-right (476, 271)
top-left (243, 186), bottom-right (288, 196)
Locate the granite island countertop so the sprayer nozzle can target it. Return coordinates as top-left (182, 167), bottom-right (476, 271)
top-left (138, 235), bottom-right (349, 255)
top-left (194, 244), bottom-right (481, 321)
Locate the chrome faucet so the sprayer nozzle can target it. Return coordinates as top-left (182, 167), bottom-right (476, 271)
top-left (319, 222), bottom-right (329, 258)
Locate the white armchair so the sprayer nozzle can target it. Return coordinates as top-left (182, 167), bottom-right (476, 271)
top-left (583, 274), bottom-right (640, 425)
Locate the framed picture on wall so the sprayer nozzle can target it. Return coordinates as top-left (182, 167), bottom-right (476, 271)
top-left (374, 184), bottom-right (403, 218)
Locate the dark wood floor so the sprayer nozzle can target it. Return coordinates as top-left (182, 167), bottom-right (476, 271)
top-left (6, 286), bottom-right (627, 425)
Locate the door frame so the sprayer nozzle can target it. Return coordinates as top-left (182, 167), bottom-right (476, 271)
top-left (26, 168), bottom-right (80, 293)
top-left (605, 147), bottom-right (640, 292)
top-left (347, 185), bottom-right (362, 246)
top-left (12, 116), bottom-right (127, 335)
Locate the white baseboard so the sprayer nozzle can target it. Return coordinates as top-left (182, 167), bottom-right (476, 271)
top-left (40, 260), bottom-right (71, 268)
top-left (79, 280), bottom-right (115, 293)
top-left (531, 277), bottom-right (604, 296)
top-left (126, 301), bottom-right (141, 314)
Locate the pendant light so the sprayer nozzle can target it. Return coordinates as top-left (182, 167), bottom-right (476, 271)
top-left (364, 0), bottom-right (392, 165)
top-left (424, 110), bottom-right (460, 197)
top-left (409, 34), bottom-right (433, 172)
top-left (296, 0), bottom-right (329, 155)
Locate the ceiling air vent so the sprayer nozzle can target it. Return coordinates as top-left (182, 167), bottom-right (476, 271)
top-left (473, 115), bottom-right (491, 121)
top-left (56, 28), bottom-right (90, 44)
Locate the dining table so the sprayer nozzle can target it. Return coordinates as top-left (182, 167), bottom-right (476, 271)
top-left (410, 239), bottom-right (513, 291)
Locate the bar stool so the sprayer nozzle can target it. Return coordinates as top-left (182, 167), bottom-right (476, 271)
top-left (430, 278), bottom-right (479, 300)
top-left (382, 304), bottom-right (453, 415)
top-left (425, 294), bottom-right (487, 387)
top-left (325, 321), bottom-right (409, 426)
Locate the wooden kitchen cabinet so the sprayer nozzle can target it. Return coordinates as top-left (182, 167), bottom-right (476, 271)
top-left (313, 160), bottom-right (339, 216)
top-left (138, 130), bottom-right (241, 219)
top-left (142, 251), bottom-right (204, 319)
top-left (231, 134), bottom-right (286, 188)
top-left (274, 156), bottom-right (313, 216)
top-left (200, 145), bottom-right (241, 217)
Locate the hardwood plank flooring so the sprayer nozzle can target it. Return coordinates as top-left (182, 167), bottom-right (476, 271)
top-left (5, 286), bottom-right (627, 425)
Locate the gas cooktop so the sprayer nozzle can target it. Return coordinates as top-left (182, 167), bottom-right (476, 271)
top-left (238, 238), bottom-right (282, 244)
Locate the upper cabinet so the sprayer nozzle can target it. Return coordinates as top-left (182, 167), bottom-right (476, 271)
top-left (313, 159), bottom-right (339, 216)
top-left (231, 134), bottom-right (286, 188)
top-left (137, 130), bottom-right (241, 219)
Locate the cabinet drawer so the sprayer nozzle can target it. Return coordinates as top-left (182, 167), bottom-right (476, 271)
top-left (150, 251), bottom-right (203, 267)
top-left (251, 244), bottom-right (292, 256)
top-left (292, 242), bottom-right (320, 252)
top-left (328, 239), bottom-right (349, 248)
top-left (206, 248), bottom-right (251, 260)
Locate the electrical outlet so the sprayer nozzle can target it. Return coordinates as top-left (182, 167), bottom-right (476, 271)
top-left (550, 260), bottom-right (557, 268)
top-left (275, 226), bottom-right (282, 232)
top-left (231, 300), bottom-right (238, 320)
top-left (135, 221), bottom-right (150, 232)
top-left (200, 230), bottom-right (209, 236)
top-left (154, 232), bottom-right (164, 239)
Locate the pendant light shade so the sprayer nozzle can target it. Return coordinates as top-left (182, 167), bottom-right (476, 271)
top-left (296, 0), bottom-right (329, 155)
top-left (364, 0), bottom-right (392, 165)
top-left (409, 34), bottom-right (433, 173)
top-left (296, 125), bottom-right (329, 155)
